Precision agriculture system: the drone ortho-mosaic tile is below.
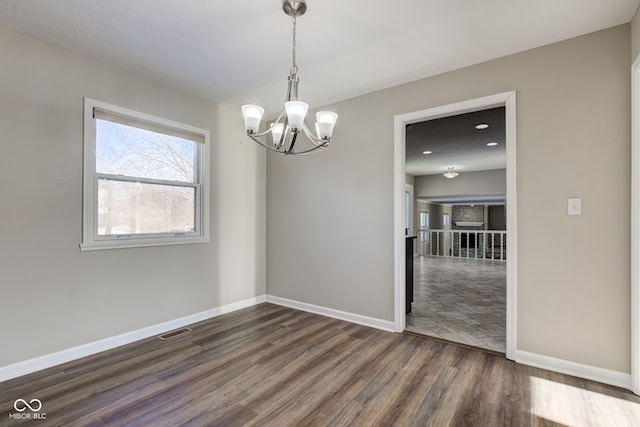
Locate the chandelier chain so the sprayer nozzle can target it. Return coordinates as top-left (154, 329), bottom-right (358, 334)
top-left (290, 15), bottom-right (298, 75)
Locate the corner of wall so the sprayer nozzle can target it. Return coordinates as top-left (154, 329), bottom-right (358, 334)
top-left (630, 5), bottom-right (640, 60)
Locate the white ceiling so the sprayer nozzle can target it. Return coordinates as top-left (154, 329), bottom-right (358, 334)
top-left (0, 0), bottom-right (638, 114)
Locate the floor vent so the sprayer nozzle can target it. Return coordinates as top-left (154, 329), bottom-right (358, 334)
top-left (158, 327), bottom-right (192, 340)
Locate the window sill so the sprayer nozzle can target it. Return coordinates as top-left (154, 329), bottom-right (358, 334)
top-left (80, 235), bottom-right (210, 251)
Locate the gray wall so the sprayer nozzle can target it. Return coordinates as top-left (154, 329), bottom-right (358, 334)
top-left (0, 27), bottom-right (266, 367)
top-left (415, 169), bottom-right (506, 199)
top-left (416, 202), bottom-right (449, 230)
top-left (267, 25), bottom-right (631, 373)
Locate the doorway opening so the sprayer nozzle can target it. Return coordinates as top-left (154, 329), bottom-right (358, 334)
top-left (405, 107), bottom-right (506, 353)
top-left (393, 92), bottom-right (517, 360)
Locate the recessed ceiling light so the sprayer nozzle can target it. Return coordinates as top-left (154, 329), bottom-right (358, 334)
top-left (422, 150), bottom-right (433, 155)
top-left (487, 142), bottom-right (498, 147)
top-left (476, 123), bottom-right (489, 130)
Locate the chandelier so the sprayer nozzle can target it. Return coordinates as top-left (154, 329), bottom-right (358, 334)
top-left (443, 167), bottom-right (459, 179)
top-left (241, 0), bottom-right (338, 155)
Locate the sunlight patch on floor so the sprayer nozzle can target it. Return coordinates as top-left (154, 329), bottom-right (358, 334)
top-left (529, 376), bottom-right (640, 426)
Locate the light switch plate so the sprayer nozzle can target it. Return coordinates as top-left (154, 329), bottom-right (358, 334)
top-left (568, 198), bottom-right (582, 215)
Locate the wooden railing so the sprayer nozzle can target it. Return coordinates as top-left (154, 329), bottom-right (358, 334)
top-left (418, 229), bottom-right (507, 261)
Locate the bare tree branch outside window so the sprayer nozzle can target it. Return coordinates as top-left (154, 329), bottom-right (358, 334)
top-left (95, 120), bottom-right (197, 235)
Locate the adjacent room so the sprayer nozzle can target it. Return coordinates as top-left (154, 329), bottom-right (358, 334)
top-left (2, 0), bottom-right (640, 424)
top-left (404, 108), bottom-right (508, 353)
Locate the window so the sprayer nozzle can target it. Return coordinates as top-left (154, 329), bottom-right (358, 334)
top-left (419, 211), bottom-right (429, 243)
top-left (81, 98), bottom-right (210, 250)
top-left (420, 211), bottom-right (429, 229)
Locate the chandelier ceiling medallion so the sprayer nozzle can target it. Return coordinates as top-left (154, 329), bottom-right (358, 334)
top-left (241, 0), bottom-right (338, 155)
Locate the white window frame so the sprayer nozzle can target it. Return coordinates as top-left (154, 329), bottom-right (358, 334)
top-left (419, 210), bottom-right (429, 243)
top-left (81, 98), bottom-right (210, 251)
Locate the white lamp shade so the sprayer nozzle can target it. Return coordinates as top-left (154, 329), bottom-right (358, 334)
top-left (316, 111), bottom-right (338, 139)
top-left (270, 122), bottom-right (286, 145)
top-left (284, 101), bottom-right (308, 129)
top-left (241, 104), bottom-right (264, 132)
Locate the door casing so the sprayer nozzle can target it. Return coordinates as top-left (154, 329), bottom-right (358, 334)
top-left (393, 91), bottom-right (517, 360)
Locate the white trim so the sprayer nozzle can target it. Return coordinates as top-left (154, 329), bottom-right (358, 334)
top-left (631, 54), bottom-right (640, 395)
top-left (504, 93), bottom-right (518, 360)
top-left (80, 235), bottom-right (211, 251)
top-left (0, 295), bottom-right (266, 382)
top-left (393, 91), bottom-right (518, 360)
top-left (394, 114), bottom-right (407, 332)
top-left (3, 292), bottom-right (632, 391)
top-left (266, 295), bottom-right (396, 332)
top-left (516, 350), bottom-right (631, 390)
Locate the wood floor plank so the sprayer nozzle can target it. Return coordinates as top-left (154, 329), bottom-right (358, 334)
top-left (2, 303), bottom-right (640, 426)
top-left (244, 330), bottom-right (400, 426)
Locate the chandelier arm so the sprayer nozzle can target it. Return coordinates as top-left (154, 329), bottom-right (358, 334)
top-left (249, 128), bottom-right (273, 138)
top-left (275, 108), bottom-right (286, 123)
top-left (249, 131), bottom-right (326, 156)
top-left (247, 108), bottom-right (287, 139)
top-left (276, 114), bottom-right (289, 149)
top-left (301, 122), bottom-right (328, 146)
top-left (248, 132), bottom-right (328, 156)
top-left (286, 131), bottom-right (298, 153)
top-left (284, 142), bottom-right (329, 155)
top-left (247, 133), bottom-right (288, 153)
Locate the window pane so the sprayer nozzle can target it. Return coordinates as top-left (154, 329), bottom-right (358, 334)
top-left (96, 119), bottom-right (195, 183)
top-left (98, 179), bottom-right (195, 235)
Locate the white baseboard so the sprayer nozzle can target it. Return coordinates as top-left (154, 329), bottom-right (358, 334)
top-left (0, 295), bottom-right (266, 382)
top-left (515, 350), bottom-right (631, 390)
top-left (4, 295), bottom-right (629, 392)
top-left (266, 295), bottom-right (395, 332)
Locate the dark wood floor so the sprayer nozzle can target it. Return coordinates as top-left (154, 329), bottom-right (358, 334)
top-left (2, 303), bottom-right (640, 426)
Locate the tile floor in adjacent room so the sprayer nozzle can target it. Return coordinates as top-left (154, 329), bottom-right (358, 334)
top-left (405, 255), bottom-right (506, 353)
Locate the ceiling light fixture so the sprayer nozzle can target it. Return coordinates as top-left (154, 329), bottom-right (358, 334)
top-left (423, 150), bottom-right (433, 155)
top-left (443, 167), bottom-right (459, 179)
top-left (487, 141), bottom-right (498, 146)
top-left (475, 123), bottom-right (489, 130)
top-left (241, 0), bottom-right (338, 155)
